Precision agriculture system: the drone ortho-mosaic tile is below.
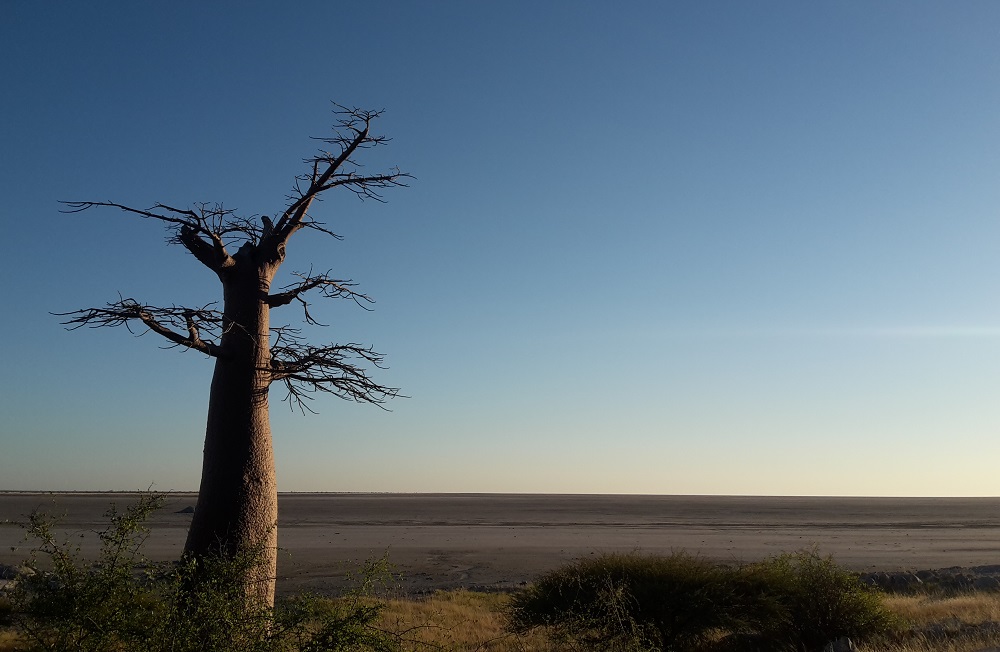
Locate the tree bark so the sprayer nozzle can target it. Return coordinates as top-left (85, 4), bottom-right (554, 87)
top-left (184, 248), bottom-right (278, 605)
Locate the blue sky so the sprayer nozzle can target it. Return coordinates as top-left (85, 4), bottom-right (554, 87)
top-left (2, 2), bottom-right (1000, 495)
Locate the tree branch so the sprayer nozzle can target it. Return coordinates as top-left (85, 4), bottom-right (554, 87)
top-left (61, 106), bottom-right (409, 276)
top-left (268, 327), bottom-right (399, 412)
top-left (265, 270), bottom-right (373, 325)
top-left (55, 299), bottom-right (227, 358)
top-left (269, 105), bottom-right (411, 248)
top-left (60, 201), bottom-right (241, 272)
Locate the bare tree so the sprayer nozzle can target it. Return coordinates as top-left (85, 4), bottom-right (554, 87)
top-left (57, 105), bottom-right (409, 606)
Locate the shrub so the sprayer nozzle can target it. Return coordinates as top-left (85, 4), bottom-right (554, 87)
top-left (506, 551), bottom-right (899, 652)
top-left (732, 551), bottom-right (900, 651)
top-left (8, 495), bottom-right (166, 651)
top-left (506, 552), bottom-right (763, 651)
top-left (6, 494), bottom-right (398, 652)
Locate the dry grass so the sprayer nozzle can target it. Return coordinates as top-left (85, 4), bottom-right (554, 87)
top-left (884, 593), bottom-right (1000, 626)
top-left (0, 632), bottom-right (18, 652)
top-left (376, 590), bottom-right (553, 652)
top-left (856, 593), bottom-right (1000, 652)
top-left (860, 632), bottom-right (1000, 652)
top-left (4, 588), bottom-right (1000, 651)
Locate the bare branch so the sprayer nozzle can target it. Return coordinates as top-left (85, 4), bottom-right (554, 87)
top-left (269, 105), bottom-right (411, 246)
top-left (319, 169), bottom-right (410, 202)
top-left (62, 107), bottom-right (409, 278)
top-left (55, 298), bottom-right (227, 358)
top-left (61, 200), bottom-right (190, 224)
top-left (265, 269), bottom-right (373, 325)
top-left (60, 201), bottom-right (241, 272)
top-left (269, 327), bottom-right (400, 412)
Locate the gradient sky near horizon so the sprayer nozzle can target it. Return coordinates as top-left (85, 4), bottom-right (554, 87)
top-left (3, 2), bottom-right (1000, 496)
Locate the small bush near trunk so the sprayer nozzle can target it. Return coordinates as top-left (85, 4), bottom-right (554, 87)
top-left (6, 494), bottom-right (398, 652)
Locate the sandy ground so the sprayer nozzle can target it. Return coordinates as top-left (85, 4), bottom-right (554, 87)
top-left (2, 493), bottom-right (999, 596)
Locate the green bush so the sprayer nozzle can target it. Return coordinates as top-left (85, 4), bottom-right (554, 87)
top-left (731, 551), bottom-right (899, 651)
top-left (506, 552), bottom-right (762, 651)
top-left (506, 551), bottom-right (899, 652)
top-left (6, 494), bottom-right (398, 652)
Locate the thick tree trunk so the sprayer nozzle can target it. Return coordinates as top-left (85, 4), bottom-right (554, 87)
top-left (184, 253), bottom-right (278, 605)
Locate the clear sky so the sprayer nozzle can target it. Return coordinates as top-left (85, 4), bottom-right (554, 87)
top-left (2, 2), bottom-right (1000, 496)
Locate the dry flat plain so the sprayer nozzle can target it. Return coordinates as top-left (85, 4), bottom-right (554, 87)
top-left (2, 493), bottom-right (1000, 596)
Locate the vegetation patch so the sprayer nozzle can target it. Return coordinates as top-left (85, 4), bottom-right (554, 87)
top-left (506, 551), bottom-right (899, 651)
top-left (2, 495), bottom-right (398, 652)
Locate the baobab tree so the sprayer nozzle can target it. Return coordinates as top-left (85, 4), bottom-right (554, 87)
top-left (57, 105), bottom-right (408, 606)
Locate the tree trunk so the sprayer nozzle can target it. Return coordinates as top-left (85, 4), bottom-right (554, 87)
top-left (184, 252), bottom-right (277, 606)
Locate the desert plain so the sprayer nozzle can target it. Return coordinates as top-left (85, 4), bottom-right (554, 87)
top-left (1, 493), bottom-right (999, 596)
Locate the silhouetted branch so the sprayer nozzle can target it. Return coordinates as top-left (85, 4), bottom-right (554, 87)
top-left (55, 299), bottom-right (227, 358)
top-left (62, 107), bottom-right (409, 276)
top-left (60, 201), bottom-right (246, 272)
top-left (269, 328), bottom-right (399, 412)
top-left (270, 105), bottom-right (411, 246)
top-left (266, 269), bottom-right (372, 325)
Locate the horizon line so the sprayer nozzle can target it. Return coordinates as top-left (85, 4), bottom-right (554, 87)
top-left (1, 490), bottom-right (997, 499)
